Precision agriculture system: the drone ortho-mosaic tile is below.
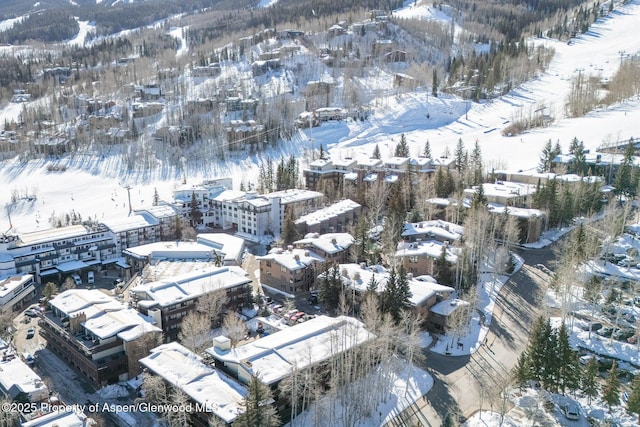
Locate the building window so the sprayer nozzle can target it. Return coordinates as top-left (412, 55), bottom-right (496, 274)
top-left (409, 256), bottom-right (418, 263)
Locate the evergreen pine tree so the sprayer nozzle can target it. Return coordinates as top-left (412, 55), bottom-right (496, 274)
top-left (365, 275), bottom-right (378, 297)
top-left (372, 144), bottom-right (381, 159)
top-left (234, 375), bottom-right (280, 427)
top-left (538, 139), bottom-right (554, 173)
top-left (432, 69), bottom-right (438, 97)
top-left (573, 140), bottom-right (586, 175)
top-left (614, 140), bottom-right (637, 199)
top-left (395, 133), bottom-right (410, 157)
top-left (423, 140), bottom-right (432, 158)
top-left (527, 317), bottom-right (552, 387)
top-left (318, 263), bottom-right (341, 311)
top-left (513, 350), bottom-right (531, 389)
top-left (280, 207), bottom-right (299, 245)
top-left (435, 245), bottom-right (452, 285)
top-left (557, 323), bottom-right (580, 395)
top-left (627, 375), bottom-right (640, 416)
top-left (581, 356), bottom-right (599, 405)
top-left (153, 187), bottom-right (159, 206)
top-left (470, 140), bottom-right (483, 186)
top-left (602, 361), bottom-right (621, 412)
top-left (553, 140), bottom-right (562, 160)
top-left (470, 184), bottom-right (487, 210)
top-left (568, 136), bottom-right (580, 154)
top-left (454, 138), bottom-right (466, 172)
top-left (189, 192), bottom-right (202, 227)
top-left (381, 266), bottom-right (412, 323)
top-left (435, 168), bottom-right (448, 197)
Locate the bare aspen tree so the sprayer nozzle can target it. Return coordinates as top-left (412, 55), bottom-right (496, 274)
top-left (222, 312), bottom-right (247, 348)
top-left (165, 389), bottom-right (191, 427)
top-left (178, 311), bottom-right (211, 353)
top-left (196, 287), bottom-right (228, 327)
top-left (140, 373), bottom-right (168, 405)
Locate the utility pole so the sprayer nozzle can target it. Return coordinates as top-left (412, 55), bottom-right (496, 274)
top-left (125, 185), bottom-right (132, 215)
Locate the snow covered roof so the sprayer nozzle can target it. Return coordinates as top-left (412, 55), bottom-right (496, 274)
top-left (197, 233), bottom-right (245, 265)
top-left (264, 188), bottom-right (323, 204)
top-left (0, 274), bottom-right (33, 300)
top-left (465, 181), bottom-right (536, 199)
top-left (294, 199), bottom-right (360, 226)
top-left (385, 157), bottom-right (409, 167)
top-left (124, 241), bottom-right (215, 260)
top-left (134, 203), bottom-right (177, 219)
top-left (0, 357), bottom-right (48, 400)
top-left (357, 158), bottom-right (382, 168)
top-left (21, 409), bottom-right (86, 427)
top-left (401, 220), bottom-right (463, 241)
top-left (429, 298), bottom-right (470, 316)
top-left (431, 157), bottom-right (455, 168)
top-left (140, 342), bottom-right (247, 423)
top-left (335, 264), bottom-right (454, 306)
top-left (130, 265), bottom-right (251, 307)
top-left (18, 225), bottom-right (88, 246)
top-left (294, 232), bottom-right (354, 254)
top-left (102, 212), bottom-right (157, 233)
top-left (487, 203), bottom-right (545, 218)
top-left (49, 289), bottom-right (160, 341)
top-left (207, 315), bottom-right (373, 385)
top-left (257, 247), bottom-right (324, 270)
top-left (395, 240), bottom-right (458, 263)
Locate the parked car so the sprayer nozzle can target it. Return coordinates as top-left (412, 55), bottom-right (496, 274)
top-left (597, 326), bottom-right (614, 337)
top-left (87, 271), bottom-right (95, 284)
top-left (562, 403), bottom-right (580, 421)
top-left (24, 309), bottom-right (39, 318)
top-left (612, 328), bottom-right (635, 342)
top-left (71, 274), bottom-right (82, 286)
top-left (26, 327), bottom-right (36, 339)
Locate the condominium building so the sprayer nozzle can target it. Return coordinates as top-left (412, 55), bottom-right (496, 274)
top-left (39, 289), bottom-right (161, 386)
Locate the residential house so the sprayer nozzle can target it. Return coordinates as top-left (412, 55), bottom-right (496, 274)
top-left (333, 264), bottom-right (455, 324)
top-left (463, 181), bottom-right (537, 208)
top-left (257, 246), bottom-right (324, 295)
top-left (401, 220), bottom-right (464, 244)
top-left (427, 298), bottom-right (471, 334)
top-left (393, 240), bottom-right (459, 280)
top-left (294, 199), bottom-right (361, 235)
top-left (303, 157), bottom-right (357, 193)
top-left (39, 289), bottom-right (161, 386)
top-left (294, 233), bottom-right (354, 264)
top-left (0, 339), bottom-right (48, 402)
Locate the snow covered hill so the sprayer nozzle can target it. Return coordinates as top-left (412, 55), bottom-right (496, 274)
top-left (1, 0), bottom-right (640, 235)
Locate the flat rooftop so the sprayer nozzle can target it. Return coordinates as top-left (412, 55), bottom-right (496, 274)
top-left (140, 342), bottom-right (247, 424)
top-left (18, 225), bottom-right (88, 246)
top-left (0, 357), bottom-right (48, 400)
top-left (207, 315), bottom-right (372, 385)
top-left (295, 199), bottom-right (360, 226)
top-left (130, 265), bottom-right (251, 308)
top-left (101, 212), bottom-right (157, 233)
